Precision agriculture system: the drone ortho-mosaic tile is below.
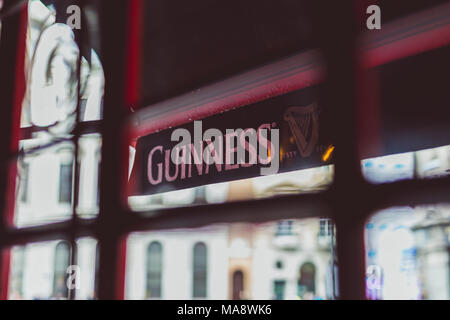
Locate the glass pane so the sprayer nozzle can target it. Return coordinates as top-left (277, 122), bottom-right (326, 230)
top-left (146, 242), bottom-right (163, 298)
top-left (8, 240), bottom-right (71, 300)
top-left (8, 238), bottom-right (98, 300)
top-left (21, 0), bottom-right (104, 136)
top-left (129, 166), bottom-right (333, 211)
top-left (13, 0), bottom-right (104, 225)
top-left (14, 132), bottom-right (101, 226)
top-left (359, 42), bottom-right (450, 177)
top-left (193, 242), bottom-right (207, 298)
top-left (15, 141), bottom-right (75, 227)
top-left (128, 44), bottom-right (329, 211)
top-left (75, 237), bottom-right (98, 300)
top-left (365, 205), bottom-right (450, 300)
top-left (362, 145), bottom-right (450, 184)
top-left (126, 218), bottom-right (337, 300)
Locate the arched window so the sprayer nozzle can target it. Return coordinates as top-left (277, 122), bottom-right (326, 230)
top-left (192, 242), bottom-right (207, 298)
top-left (232, 270), bottom-right (244, 300)
top-left (53, 241), bottom-right (70, 299)
top-left (57, 148), bottom-right (74, 204)
top-left (94, 242), bottom-right (100, 299)
top-left (298, 262), bottom-right (316, 298)
top-left (146, 241), bottom-right (163, 298)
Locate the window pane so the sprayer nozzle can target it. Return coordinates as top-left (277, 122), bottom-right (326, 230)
top-left (13, 0), bottom-right (104, 225)
top-left (14, 142), bottom-right (74, 227)
top-left (8, 238), bottom-right (98, 300)
top-left (127, 54), bottom-right (332, 212)
top-left (126, 218), bottom-right (337, 300)
top-left (58, 163), bottom-right (73, 204)
top-left (365, 205), bottom-right (450, 300)
top-left (138, 0), bottom-right (314, 105)
top-left (193, 242), bottom-right (207, 298)
top-left (21, 0), bottom-right (104, 135)
top-left (18, 162), bottom-right (30, 203)
top-left (129, 166), bottom-right (333, 211)
top-left (146, 242), bottom-right (163, 298)
top-left (14, 133), bottom-right (101, 226)
top-left (359, 43), bottom-right (450, 181)
top-left (8, 241), bottom-right (70, 300)
top-left (362, 145), bottom-right (450, 184)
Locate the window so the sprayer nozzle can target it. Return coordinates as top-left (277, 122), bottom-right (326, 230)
top-left (94, 242), bottom-right (100, 299)
top-left (298, 262), bottom-right (316, 299)
top-left (192, 242), bottom-right (207, 298)
top-left (146, 242), bottom-right (163, 299)
top-left (58, 162), bottom-right (73, 204)
top-left (276, 221), bottom-right (294, 236)
top-left (273, 280), bottom-right (286, 300)
top-left (232, 270), bottom-right (244, 300)
top-left (8, 239), bottom-right (97, 300)
top-left (366, 206), bottom-right (450, 300)
top-left (52, 241), bottom-right (70, 299)
top-left (319, 219), bottom-right (333, 237)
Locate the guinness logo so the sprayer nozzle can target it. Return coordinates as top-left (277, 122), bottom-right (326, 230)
top-left (284, 104), bottom-right (319, 158)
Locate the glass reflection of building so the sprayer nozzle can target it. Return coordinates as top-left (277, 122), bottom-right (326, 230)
top-left (364, 146), bottom-right (450, 300)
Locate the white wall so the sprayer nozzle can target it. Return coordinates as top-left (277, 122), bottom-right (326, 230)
top-left (125, 226), bottom-right (229, 300)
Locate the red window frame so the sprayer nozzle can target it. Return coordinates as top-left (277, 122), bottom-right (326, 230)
top-left (0, 0), bottom-right (450, 300)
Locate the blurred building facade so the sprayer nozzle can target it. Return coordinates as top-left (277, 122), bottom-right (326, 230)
top-left (125, 217), bottom-right (335, 300)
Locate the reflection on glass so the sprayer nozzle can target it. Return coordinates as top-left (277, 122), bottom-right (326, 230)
top-left (23, 0), bottom-right (104, 135)
top-left (15, 143), bottom-right (74, 226)
top-left (192, 242), bottom-right (207, 298)
top-left (14, 0), bottom-right (104, 226)
top-left (365, 205), bottom-right (450, 300)
top-left (362, 145), bottom-right (450, 184)
top-left (128, 165), bottom-right (334, 211)
top-left (126, 218), bottom-right (337, 300)
top-left (15, 134), bottom-right (100, 226)
top-left (53, 241), bottom-right (70, 299)
top-left (8, 238), bottom-right (98, 300)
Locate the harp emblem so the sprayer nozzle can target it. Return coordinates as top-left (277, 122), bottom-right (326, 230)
top-left (284, 104), bottom-right (319, 158)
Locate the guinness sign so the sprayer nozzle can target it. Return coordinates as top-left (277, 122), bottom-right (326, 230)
top-left (129, 86), bottom-right (333, 196)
